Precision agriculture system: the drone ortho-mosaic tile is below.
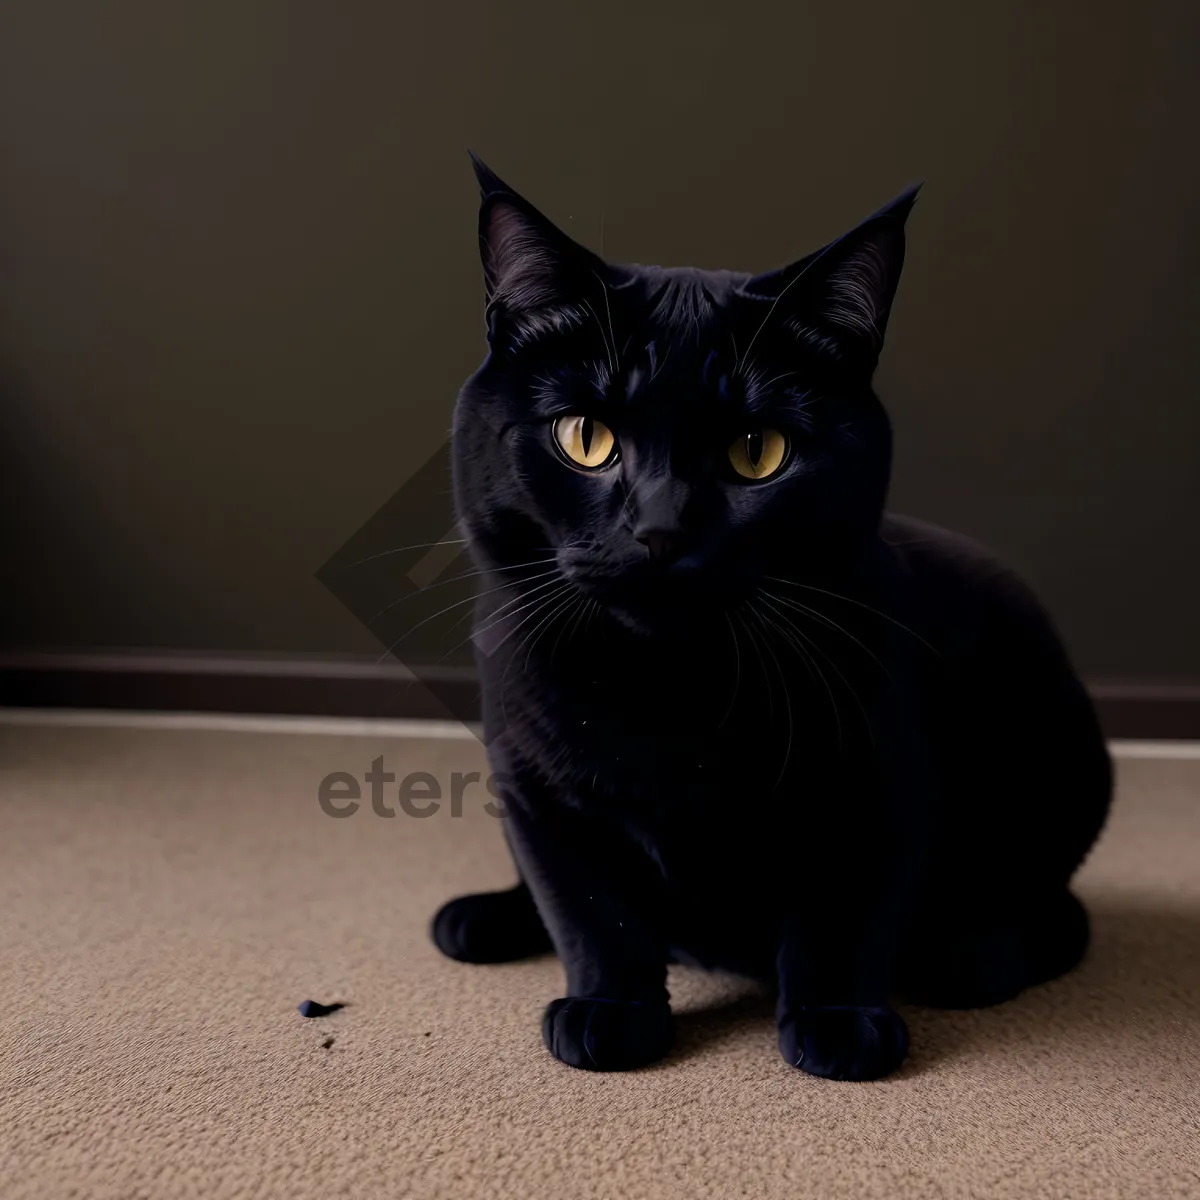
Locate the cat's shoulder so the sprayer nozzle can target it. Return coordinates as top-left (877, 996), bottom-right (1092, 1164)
top-left (880, 513), bottom-right (1048, 624)
top-left (881, 513), bottom-right (1001, 571)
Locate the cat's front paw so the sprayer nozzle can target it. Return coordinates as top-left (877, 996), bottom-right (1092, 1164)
top-left (542, 997), bottom-right (671, 1071)
top-left (431, 886), bottom-right (551, 964)
top-left (779, 1004), bottom-right (909, 1081)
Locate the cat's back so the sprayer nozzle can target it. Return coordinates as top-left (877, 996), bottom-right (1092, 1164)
top-left (882, 513), bottom-right (1015, 585)
top-left (879, 512), bottom-right (1075, 670)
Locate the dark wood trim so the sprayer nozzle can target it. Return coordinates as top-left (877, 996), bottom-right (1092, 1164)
top-left (1088, 682), bottom-right (1200, 741)
top-left (2, 652), bottom-right (1199, 740)
top-left (0, 651), bottom-right (481, 725)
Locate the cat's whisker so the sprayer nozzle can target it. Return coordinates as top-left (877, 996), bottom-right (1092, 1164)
top-left (760, 370), bottom-right (800, 391)
top-left (375, 569), bottom-right (563, 665)
top-left (487, 584), bottom-right (574, 660)
top-left (336, 538), bottom-right (468, 570)
top-left (470, 576), bottom-right (574, 647)
top-left (737, 257), bottom-right (821, 378)
top-left (761, 588), bottom-right (897, 688)
top-left (617, 476), bottom-right (637, 526)
top-left (433, 569), bottom-right (567, 664)
top-left (717, 610), bottom-right (743, 730)
top-left (649, 341), bottom-right (671, 382)
top-left (593, 271), bottom-right (620, 372)
top-left (370, 559), bottom-right (560, 644)
top-left (521, 586), bottom-right (581, 674)
top-left (744, 600), bottom-right (795, 787)
top-left (755, 596), bottom-right (822, 698)
top-left (757, 593), bottom-right (872, 751)
top-left (580, 296), bottom-right (616, 377)
top-left (427, 573), bottom-right (572, 668)
top-left (763, 577), bottom-right (941, 657)
top-left (488, 584), bottom-right (576, 660)
top-left (733, 605), bottom-right (767, 719)
top-left (548, 591), bottom-right (590, 669)
top-left (496, 584), bottom-right (576, 730)
top-left (365, 556), bottom-right (561, 629)
top-left (579, 595), bottom-right (602, 638)
top-left (497, 585), bottom-right (581, 719)
top-left (751, 592), bottom-right (844, 753)
top-left (577, 594), bottom-right (600, 638)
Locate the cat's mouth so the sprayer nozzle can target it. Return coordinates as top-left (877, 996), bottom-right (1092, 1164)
top-left (560, 548), bottom-right (696, 591)
top-left (557, 548), bottom-right (746, 629)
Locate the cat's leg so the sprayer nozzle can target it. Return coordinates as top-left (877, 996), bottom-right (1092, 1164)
top-left (432, 815), bottom-right (553, 963)
top-left (897, 689), bottom-right (1105, 1008)
top-left (504, 799), bottom-right (671, 1072)
top-left (898, 586), bottom-right (1110, 1008)
top-left (897, 887), bottom-right (1090, 1009)
top-left (1024, 888), bottom-right (1091, 987)
top-left (776, 895), bottom-right (912, 1082)
top-left (776, 729), bottom-right (928, 1081)
top-left (431, 880), bottom-right (553, 964)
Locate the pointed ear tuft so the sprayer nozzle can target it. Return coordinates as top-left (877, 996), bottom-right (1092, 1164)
top-left (480, 195), bottom-right (567, 316)
top-left (873, 182), bottom-right (922, 223)
top-left (470, 163), bottom-right (605, 335)
top-left (819, 184), bottom-right (920, 344)
top-left (738, 184), bottom-right (921, 360)
top-left (468, 152), bottom-right (508, 201)
top-left (821, 226), bottom-right (904, 343)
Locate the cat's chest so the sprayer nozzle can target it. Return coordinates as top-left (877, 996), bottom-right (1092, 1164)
top-left (512, 631), bottom-right (850, 815)
top-left (558, 663), bottom-right (731, 774)
top-left (556, 653), bottom-right (827, 763)
top-left (556, 688), bottom-right (821, 821)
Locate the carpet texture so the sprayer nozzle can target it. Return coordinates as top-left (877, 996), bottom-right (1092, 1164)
top-left (1, 723), bottom-right (1198, 1199)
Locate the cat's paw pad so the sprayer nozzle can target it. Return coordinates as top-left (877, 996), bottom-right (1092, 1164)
top-left (430, 890), bottom-right (551, 964)
top-left (542, 997), bottom-right (671, 1071)
top-left (779, 1005), bottom-right (909, 1081)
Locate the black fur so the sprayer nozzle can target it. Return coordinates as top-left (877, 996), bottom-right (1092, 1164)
top-left (431, 159), bottom-right (1112, 1080)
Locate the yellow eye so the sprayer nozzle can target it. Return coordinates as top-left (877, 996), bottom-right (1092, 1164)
top-left (728, 427), bottom-right (787, 480)
top-left (553, 415), bottom-right (617, 469)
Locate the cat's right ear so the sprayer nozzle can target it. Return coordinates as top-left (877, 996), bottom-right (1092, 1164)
top-left (469, 154), bottom-right (603, 341)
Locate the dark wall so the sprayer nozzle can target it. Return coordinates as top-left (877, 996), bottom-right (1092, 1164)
top-left (2, 0), bottom-right (1197, 677)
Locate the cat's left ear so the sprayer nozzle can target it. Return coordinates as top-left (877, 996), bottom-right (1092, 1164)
top-left (738, 184), bottom-right (921, 360)
top-left (469, 153), bottom-right (608, 342)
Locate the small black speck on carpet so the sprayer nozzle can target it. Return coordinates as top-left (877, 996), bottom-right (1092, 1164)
top-left (298, 999), bottom-right (346, 1018)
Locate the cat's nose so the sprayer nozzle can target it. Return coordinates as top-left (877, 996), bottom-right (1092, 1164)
top-left (635, 528), bottom-right (681, 564)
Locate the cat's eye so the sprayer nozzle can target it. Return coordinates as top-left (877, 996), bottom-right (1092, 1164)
top-left (728, 427), bottom-right (788, 481)
top-left (553, 415), bottom-right (618, 470)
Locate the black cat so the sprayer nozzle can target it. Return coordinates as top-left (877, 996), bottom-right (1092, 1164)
top-left (431, 157), bottom-right (1112, 1081)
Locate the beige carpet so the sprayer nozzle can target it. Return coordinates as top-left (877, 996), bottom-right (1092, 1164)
top-left (1, 720), bottom-right (1198, 1200)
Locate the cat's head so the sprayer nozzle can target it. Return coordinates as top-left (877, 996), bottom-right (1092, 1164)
top-left (453, 157), bottom-right (917, 636)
